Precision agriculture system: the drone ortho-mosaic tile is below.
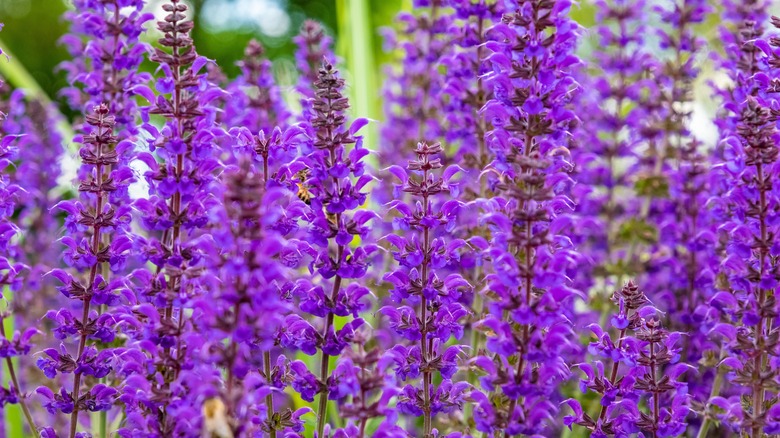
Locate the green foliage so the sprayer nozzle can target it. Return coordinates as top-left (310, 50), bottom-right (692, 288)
top-left (0, 0), bottom-right (69, 104)
top-left (616, 218), bottom-right (658, 246)
top-left (634, 175), bottom-right (670, 198)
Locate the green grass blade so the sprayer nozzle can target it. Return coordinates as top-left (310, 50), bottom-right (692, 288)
top-left (0, 37), bottom-right (76, 151)
top-left (336, 0), bottom-right (378, 154)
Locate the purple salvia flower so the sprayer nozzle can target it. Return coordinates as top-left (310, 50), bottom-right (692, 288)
top-left (440, 0), bottom-right (498, 173)
top-left (59, 0), bottom-right (153, 136)
top-left (294, 20), bottom-right (335, 103)
top-left (620, 0), bottom-right (709, 318)
top-left (379, 2), bottom-right (448, 165)
top-left (632, 317), bottom-right (689, 437)
top-left (703, 19), bottom-right (780, 434)
top-left (710, 0), bottom-right (768, 156)
top-left (473, 0), bottom-right (581, 434)
top-left (121, 1), bottom-right (223, 434)
top-left (228, 122), bottom-right (307, 192)
top-left (644, 0), bottom-right (711, 331)
top-left (287, 60), bottom-right (376, 436)
top-left (223, 40), bottom-right (291, 136)
top-left (565, 282), bottom-right (690, 436)
top-left (0, 53), bottom-right (37, 432)
top-left (193, 156), bottom-right (296, 437)
top-left (0, 89), bottom-right (64, 405)
top-left (565, 281), bottom-right (646, 435)
top-left (571, 0), bottom-right (653, 296)
top-left (334, 326), bottom-right (401, 433)
top-left (373, 3), bottom-right (451, 244)
top-left (437, 2), bottom-right (500, 378)
top-left (606, 1), bottom-right (716, 416)
top-left (43, 104), bottom-right (134, 437)
top-left (698, 1), bottom-right (770, 434)
top-left (381, 141), bottom-right (470, 435)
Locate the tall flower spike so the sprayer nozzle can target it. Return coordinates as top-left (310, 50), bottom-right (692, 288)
top-left (194, 155), bottom-right (298, 437)
top-left (0, 42), bottom-right (37, 434)
top-left (285, 60), bottom-right (376, 437)
top-left (474, 0), bottom-right (581, 434)
top-left (565, 282), bottom-right (690, 436)
top-left (294, 20), bottom-right (335, 103)
top-left (379, 1), bottom-right (449, 166)
top-left (633, 317), bottom-right (689, 437)
top-left (43, 104), bottom-right (134, 437)
top-left (704, 23), bottom-right (780, 431)
top-left (571, 0), bottom-right (653, 297)
top-left (565, 281), bottom-right (645, 435)
top-left (440, 0), bottom-right (499, 174)
top-left (223, 39), bottom-right (291, 136)
top-left (565, 281), bottom-right (645, 436)
top-left (381, 141), bottom-right (470, 436)
top-left (618, 0), bottom-right (708, 326)
top-left (333, 326), bottom-right (403, 435)
top-left (437, 2), bottom-right (500, 376)
top-left (642, 0), bottom-right (711, 360)
top-left (59, 0), bottom-right (153, 136)
top-left (121, 0), bottom-right (223, 434)
top-left (711, 0), bottom-right (768, 141)
top-left (698, 1), bottom-right (769, 434)
top-left (0, 88), bottom-right (65, 390)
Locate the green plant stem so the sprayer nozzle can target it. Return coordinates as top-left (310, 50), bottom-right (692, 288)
top-left (100, 407), bottom-right (107, 438)
top-left (264, 352), bottom-right (276, 438)
top-left (421, 183), bottom-right (432, 435)
top-left (696, 364), bottom-right (725, 438)
top-left (0, 317), bottom-right (36, 436)
top-left (316, 263), bottom-right (343, 436)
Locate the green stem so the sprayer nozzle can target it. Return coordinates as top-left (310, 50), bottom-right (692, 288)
top-left (100, 408), bottom-right (107, 438)
top-left (0, 307), bottom-right (36, 436)
top-left (696, 366), bottom-right (725, 438)
top-left (264, 352), bottom-right (276, 438)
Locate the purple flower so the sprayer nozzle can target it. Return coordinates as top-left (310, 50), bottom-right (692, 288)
top-left (291, 360), bottom-right (322, 403)
top-left (294, 20), bottom-right (335, 103)
top-left (119, 1), bottom-right (224, 434)
top-left (701, 14), bottom-right (780, 434)
top-left (287, 58), bottom-right (377, 437)
top-left (41, 104), bottom-right (135, 435)
top-left (472, 0), bottom-right (582, 433)
top-left (223, 39), bottom-right (291, 135)
top-left (380, 141), bottom-right (471, 434)
top-left (59, 0), bottom-right (152, 135)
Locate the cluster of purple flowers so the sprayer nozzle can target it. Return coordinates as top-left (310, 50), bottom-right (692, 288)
top-left (6, 0), bottom-right (780, 436)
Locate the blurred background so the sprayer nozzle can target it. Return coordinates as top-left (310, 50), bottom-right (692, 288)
top-left (0, 0), bottom-right (403, 129)
top-left (3, 0), bottom-right (780, 149)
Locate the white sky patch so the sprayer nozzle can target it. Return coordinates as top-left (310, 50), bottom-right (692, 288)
top-left (200, 0), bottom-right (291, 37)
top-left (129, 151), bottom-right (151, 201)
top-left (56, 149), bottom-right (78, 194)
top-left (690, 101), bottom-right (719, 148)
top-left (55, 142), bottom-right (151, 201)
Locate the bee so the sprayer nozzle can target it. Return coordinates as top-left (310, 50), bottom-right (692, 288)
top-left (326, 211), bottom-right (339, 229)
top-left (202, 397), bottom-right (234, 438)
top-left (295, 168), bottom-right (313, 206)
top-left (295, 167), bottom-right (340, 229)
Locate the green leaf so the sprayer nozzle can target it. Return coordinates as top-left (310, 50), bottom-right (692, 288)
top-left (616, 218), bottom-right (658, 245)
top-left (634, 175), bottom-right (669, 198)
